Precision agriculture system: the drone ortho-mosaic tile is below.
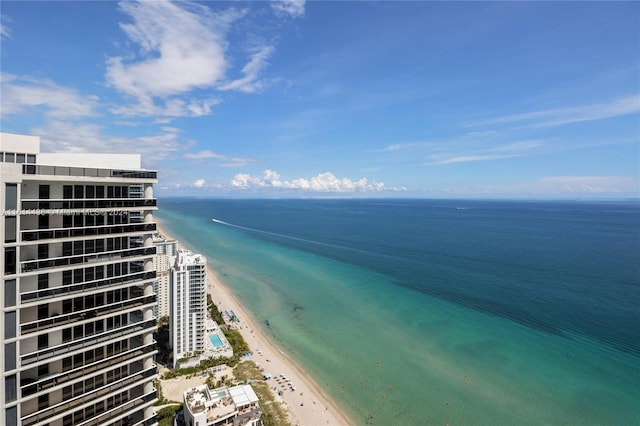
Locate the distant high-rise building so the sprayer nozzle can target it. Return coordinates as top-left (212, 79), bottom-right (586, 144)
top-left (1, 133), bottom-right (158, 426)
top-left (152, 234), bottom-right (177, 319)
top-left (170, 249), bottom-right (207, 367)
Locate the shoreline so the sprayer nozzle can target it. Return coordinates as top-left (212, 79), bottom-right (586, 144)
top-left (155, 219), bottom-right (352, 426)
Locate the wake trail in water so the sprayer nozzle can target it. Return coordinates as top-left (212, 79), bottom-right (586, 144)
top-left (212, 217), bottom-right (359, 252)
top-left (211, 217), bottom-right (404, 263)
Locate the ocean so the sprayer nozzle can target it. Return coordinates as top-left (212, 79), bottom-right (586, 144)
top-left (156, 199), bottom-right (640, 425)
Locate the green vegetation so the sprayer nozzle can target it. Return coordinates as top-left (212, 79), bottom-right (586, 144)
top-left (251, 381), bottom-right (292, 426)
top-left (207, 295), bottom-right (250, 357)
top-left (234, 362), bottom-right (291, 426)
top-left (224, 328), bottom-right (250, 355)
top-left (207, 294), bottom-right (225, 324)
top-left (234, 361), bottom-right (263, 382)
top-left (157, 404), bottom-right (182, 426)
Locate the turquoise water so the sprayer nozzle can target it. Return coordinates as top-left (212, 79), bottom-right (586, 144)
top-left (209, 334), bottom-right (223, 348)
top-left (157, 199), bottom-right (640, 425)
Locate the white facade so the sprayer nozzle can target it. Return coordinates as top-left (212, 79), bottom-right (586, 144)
top-left (1, 133), bottom-right (158, 426)
top-left (170, 249), bottom-right (206, 367)
top-left (152, 234), bottom-right (177, 319)
top-left (183, 384), bottom-right (261, 426)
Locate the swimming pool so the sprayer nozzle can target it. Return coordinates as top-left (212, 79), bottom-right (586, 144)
top-left (209, 334), bottom-right (224, 348)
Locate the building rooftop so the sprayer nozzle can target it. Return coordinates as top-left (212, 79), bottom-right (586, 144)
top-left (176, 249), bottom-right (207, 266)
top-left (184, 384), bottom-right (260, 424)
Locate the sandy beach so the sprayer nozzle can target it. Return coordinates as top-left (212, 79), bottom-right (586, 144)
top-left (155, 221), bottom-right (352, 426)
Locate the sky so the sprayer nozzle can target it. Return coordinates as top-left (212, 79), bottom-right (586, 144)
top-left (1, 1), bottom-right (638, 198)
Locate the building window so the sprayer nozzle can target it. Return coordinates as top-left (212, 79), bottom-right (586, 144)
top-left (38, 304), bottom-right (49, 320)
top-left (4, 217), bottom-right (16, 243)
top-left (5, 375), bottom-right (17, 402)
top-left (38, 244), bottom-right (48, 260)
top-left (39, 185), bottom-right (50, 209)
top-left (63, 185), bottom-right (73, 199)
top-left (27, 154), bottom-right (36, 164)
top-left (5, 342), bottom-right (16, 371)
top-left (38, 394), bottom-right (49, 410)
top-left (6, 406), bottom-right (17, 426)
top-left (16, 154), bottom-right (26, 163)
top-left (5, 153), bottom-right (15, 163)
top-left (5, 183), bottom-right (17, 210)
top-left (5, 312), bottom-right (16, 339)
top-left (38, 333), bottom-right (48, 350)
top-left (38, 274), bottom-right (48, 290)
top-left (4, 248), bottom-right (16, 274)
top-left (74, 185), bottom-right (84, 199)
top-left (4, 279), bottom-right (16, 307)
top-left (63, 328), bottom-right (72, 343)
top-left (38, 214), bottom-right (49, 229)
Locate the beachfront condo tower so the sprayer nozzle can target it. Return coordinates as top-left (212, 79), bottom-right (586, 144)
top-left (152, 233), bottom-right (177, 319)
top-left (170, 249), bottom-right (207, 368)
top-left (1, 132), bottom-right (159, 426)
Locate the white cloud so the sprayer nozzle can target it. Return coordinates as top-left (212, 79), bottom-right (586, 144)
top-left (231, 169), bottom-right (405, 192)
top-left (1, 73), bottom-right (99, 119)
top-left (106, 1), bottom-right (249, 116)
top-left (431, 154), bottom-right (519, 165)
top-left (31, 121), bottom-right (186, 165)
top-left (427, 140), bottom-right (542, 165)
top-left (468, 95), bottom-right (640, 128)
top-left (184, 150), bottom-right (225, 160)
top-left (192, 179), bottom-right (206, 188)
top-left (217, 45), bottom-right (274, 93)
top-left (110, 97), bottom-right (222, 118)
top-left (1, 14), bottom-right (11, 39)
top-left (271, 0), bottom-right (306, 18)
top-left (184, 150), bottom-right (254, 167)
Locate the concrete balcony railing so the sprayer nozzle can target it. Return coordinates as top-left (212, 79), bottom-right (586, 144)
top-left (20, 247), bottom-right (156, 274)
top-left (21, 270), bottom-right (155, 303)
top-left (22, 164), bottom-right (157, 180)
top-left (20, 198), bottom-right (157, 210)
top-left (20, 342), bottom-right (154, 397)
top-left (21, 368), bottom-right (157, 426)
top-left (20, 294), bottom-right (156, 334)
top-left (21, 223), bottom-right (156, 242)
top-left (21, 318), bottom-right (156, 365)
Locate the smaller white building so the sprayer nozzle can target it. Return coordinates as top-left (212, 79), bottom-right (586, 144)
top-left (183, 384), bottom-right (261, 426)
top-left (171, 249), bottom-right (207, 367)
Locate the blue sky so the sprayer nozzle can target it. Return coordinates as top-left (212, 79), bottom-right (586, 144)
top-left (1, 1), bottom-right (638, 198)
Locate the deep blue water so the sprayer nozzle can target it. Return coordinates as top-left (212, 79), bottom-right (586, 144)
top-left (157, 198), bottom-right (640, 424)
top-left (163, 199), bottom-right (640, 355)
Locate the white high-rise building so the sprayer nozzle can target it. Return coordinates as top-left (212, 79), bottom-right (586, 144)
top-left (170, 249), bottom-right (206, 367)
top-left (1, 133), bottom-right (158, 426)
top-left (152, 234), bottom-right (177, 319)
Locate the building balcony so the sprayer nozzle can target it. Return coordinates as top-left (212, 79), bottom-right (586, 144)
top-left (21, 368), bottom-right (157, 426)
top-left (21, 223), bottom-right (156, 242)
top-left (22, 164), bottom-right (157, 180)
top-left (20, 294), bottom-right (156, 335)
top-left (21, 343), bottom-right (155, 398)
top-left (21, 318), bottom-right (156, 366)
top-left (20, 198), bottom-right (157, 211)
top-left (21, 271), bottom-right (156, 303)
top-left (20, 246), bottom-right (156, 274)
top-left (84, 388), bottom-right (158, 426)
